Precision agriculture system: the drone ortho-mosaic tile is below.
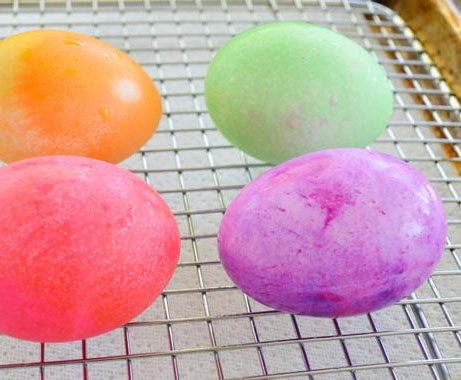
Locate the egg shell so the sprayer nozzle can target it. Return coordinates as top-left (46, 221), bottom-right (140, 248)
top-left (0, 156), bottom-right (180, 342)
top-left (205, 22), bottom-right (393, 164)
top-left (0, 30), bottom-right (162, 163)
top-left (218, 149), bottom-right (446, 317)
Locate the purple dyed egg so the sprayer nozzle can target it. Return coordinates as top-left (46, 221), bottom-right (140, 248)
top-left (218, 149), bottom-right (446, 317)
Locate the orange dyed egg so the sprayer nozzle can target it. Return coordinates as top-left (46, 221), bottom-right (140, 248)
top-left (0, 30), bottom-right (162, 163)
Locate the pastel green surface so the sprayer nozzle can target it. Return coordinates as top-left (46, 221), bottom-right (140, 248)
top-left (205, 22), bottom-right (394, 164)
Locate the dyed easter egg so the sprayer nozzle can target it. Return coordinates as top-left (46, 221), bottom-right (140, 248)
top-left (0, 30), bottom-right (162, 163)
top-left (0, 156), bottom-right (180, 342)
top-left (205, 22), bottom-right (393, 164)
top-left (218, 149), bottom-right (446, 317)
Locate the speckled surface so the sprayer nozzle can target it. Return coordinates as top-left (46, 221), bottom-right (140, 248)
top-left (205, 22), bottom-right (393, 164)
top-left (0, 30), bottom-right (162, 164)
top-left (219, 149), bottom-right (446, 317)
top-left (0, 156), bottom-right (180, 342)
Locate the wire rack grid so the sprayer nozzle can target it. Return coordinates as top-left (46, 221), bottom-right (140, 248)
top-left (0, 0), bottom-right (460, 379)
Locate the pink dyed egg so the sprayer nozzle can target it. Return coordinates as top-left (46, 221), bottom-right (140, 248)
top-left (0, 156), bottom-right (180, 342)
top-left (218, 149), bottom-right (446, 317)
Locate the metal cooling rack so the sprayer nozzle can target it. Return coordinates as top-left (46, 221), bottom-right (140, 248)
top-left (0, 0), bottom-right (460, 379)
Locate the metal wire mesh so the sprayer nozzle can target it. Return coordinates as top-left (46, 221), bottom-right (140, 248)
top-left (0, 0), bottom-right (460, 379)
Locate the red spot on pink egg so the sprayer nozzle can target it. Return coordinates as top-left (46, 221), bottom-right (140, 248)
top-left (314, 292), bottom-right (344, 303)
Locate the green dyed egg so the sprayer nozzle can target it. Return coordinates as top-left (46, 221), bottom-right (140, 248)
top-left (205, 22), bottom-right (393, 164)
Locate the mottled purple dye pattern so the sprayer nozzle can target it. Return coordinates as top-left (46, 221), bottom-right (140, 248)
top-left (218, 149), bottom-right (446, 317)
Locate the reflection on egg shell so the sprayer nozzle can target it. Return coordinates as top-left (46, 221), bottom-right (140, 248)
top-left (0, 30), bottom-right (162, 163)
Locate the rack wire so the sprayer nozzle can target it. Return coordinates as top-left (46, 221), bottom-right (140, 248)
top-left (0, 0), bottom-right (460, 379)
